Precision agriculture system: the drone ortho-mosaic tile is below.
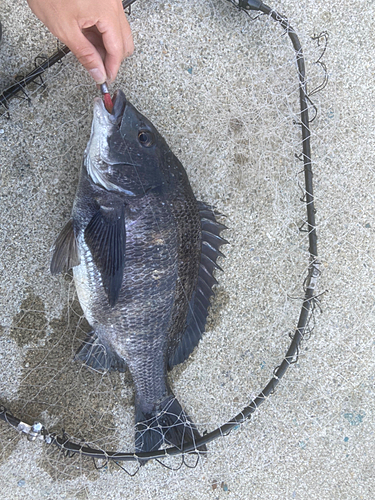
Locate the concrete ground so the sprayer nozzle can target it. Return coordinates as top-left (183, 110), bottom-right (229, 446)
top-left (0, 0), bottom-right (374, 498)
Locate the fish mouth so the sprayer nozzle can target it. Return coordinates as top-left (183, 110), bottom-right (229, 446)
top-left (111, 89), bottom-right (127, 121)
top-left (93, 89), bottom-right (127, 125)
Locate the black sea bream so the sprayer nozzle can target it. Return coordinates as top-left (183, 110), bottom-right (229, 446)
top-left (51, 90), bottom-right (226, 454)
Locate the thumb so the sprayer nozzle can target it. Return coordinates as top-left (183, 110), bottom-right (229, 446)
top-left (66, 28), bottom-right (107, 84)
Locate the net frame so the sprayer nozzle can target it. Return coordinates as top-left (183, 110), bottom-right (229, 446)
top-left (0, 0), bottom-right (320, 465)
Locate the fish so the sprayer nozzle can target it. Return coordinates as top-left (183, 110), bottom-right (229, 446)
top-left (50, 89), bottom-right (227, 455)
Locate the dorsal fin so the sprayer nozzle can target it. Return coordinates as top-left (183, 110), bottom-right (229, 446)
top-left (168, 202), bottom-right (227, 369)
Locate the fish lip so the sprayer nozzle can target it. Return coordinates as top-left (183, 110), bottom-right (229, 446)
top-left (92, 89), bottom-right (127, 124)
top-left (111, 89), bottom-right (127, 122)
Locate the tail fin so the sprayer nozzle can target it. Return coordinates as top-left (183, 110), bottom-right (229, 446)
top-left (135, 393), bottom-right (206, 456)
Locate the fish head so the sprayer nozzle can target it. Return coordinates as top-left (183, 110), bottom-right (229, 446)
top-left (85, 90), bottom-right (164, 197)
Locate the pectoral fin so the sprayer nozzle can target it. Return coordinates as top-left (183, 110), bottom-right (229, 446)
top-left (50, 219), bottom-right (80, 274)
top-left (84, 202), bottom-right (126, 307)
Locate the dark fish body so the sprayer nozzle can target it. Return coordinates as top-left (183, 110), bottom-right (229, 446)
top-left (51, 90), bottom-right (226, 454)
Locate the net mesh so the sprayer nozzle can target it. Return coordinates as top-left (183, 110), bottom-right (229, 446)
top-left (0, 0), bottom-right (372, 498)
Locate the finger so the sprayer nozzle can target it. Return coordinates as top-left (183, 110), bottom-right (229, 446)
top-left (97, 20), bottom-right (123, 83)
top-left (65, 26), bottom-right (107, 84)
top-left (98, 17), bottom-right (133, 83)
top-left (120, 16), bottom-right (134, 58)
top-left (83, 27), bottom-right (107, 62)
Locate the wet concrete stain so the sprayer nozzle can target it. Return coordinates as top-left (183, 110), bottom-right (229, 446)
top-left (2, 292), bottom-right (132, 480)
top-left (9, 292), bottom-right (48, 347)
top-left (0, 413), bottom-right (22, 466)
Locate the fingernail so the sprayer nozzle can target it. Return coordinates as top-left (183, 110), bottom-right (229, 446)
top-left (89, 68), bottom-right (106, 84)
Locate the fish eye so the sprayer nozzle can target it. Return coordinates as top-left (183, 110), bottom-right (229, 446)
top-left (138, 130), bottom-right (154, 147)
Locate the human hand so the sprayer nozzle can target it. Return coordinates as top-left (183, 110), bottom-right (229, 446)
top-left (27, 0), bottom-right (134, 84)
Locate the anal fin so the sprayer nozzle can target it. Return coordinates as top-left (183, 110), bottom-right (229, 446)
top-left (75, 331), bottom-right (127, 373)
